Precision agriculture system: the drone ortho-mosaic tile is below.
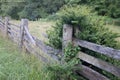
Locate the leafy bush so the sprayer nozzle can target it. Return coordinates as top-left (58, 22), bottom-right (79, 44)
top-left (47, 5), bottom-right (119, 49)
top-left (65, 0), bottom-right (120, 18)
top-left (46, 61), bottom-right (85, 80)
top-left (47, 5), bottom-right (120, 79)
top-left (64, 43), bottom-right (80, 62)
top-left (47, 20), bottom-right (63, 48)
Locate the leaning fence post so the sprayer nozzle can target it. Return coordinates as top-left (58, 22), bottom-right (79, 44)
top-left (62, 24), bottom-right (73, 59)
top-left (19, 19), bottom-right (28, 50)
top-left (4, 17), bottom-right (9, 38)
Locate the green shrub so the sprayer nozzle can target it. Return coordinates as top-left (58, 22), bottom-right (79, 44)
top-left (93, 0), bottom-right (120, 18)
top-left (47, 20), bottom-right (63, 48)
top-left (47, 5), bottom-right (120, 79)
top-left (46, 61), bottom-right (85, 80)
top-left (65, 0), bottom-right (120, 18)
top-left (47, 5), bottom-right (119, 49)
top-left (64, 43), bottom-right (80, 62)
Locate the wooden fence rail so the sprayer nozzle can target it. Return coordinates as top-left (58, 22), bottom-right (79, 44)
top-left (73, 38), bottom-right (120, 60)
top-left (62, 24), bottom-right (120, 80)
top-left (0, 17), bottom-right (60, 62)
top-left (0, 17), bottom-right (120, 80)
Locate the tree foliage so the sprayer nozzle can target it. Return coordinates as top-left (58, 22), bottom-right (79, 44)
top-left (0, 0), bottom-right (119, 19)
top-left (65, 0), bottom-right (120, 18)
top-left (0, 2), bottom-right (25, 19)
top-left (0, 0), bottom-right (65, 20)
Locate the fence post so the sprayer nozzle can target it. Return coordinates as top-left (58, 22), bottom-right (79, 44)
top-left (62, 24), bottom-right (73, 58)
top-left (19, 19), bottom-right (28, 50)
top-left (4, 17), bottom-right (9, 38)
top-left (0, 16), bottom-right (2, 20)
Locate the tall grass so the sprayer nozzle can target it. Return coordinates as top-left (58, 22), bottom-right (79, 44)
top-left (10, 19), bottom-right (54, 41)
top-left (105, 24), bottom-right (120, 48)
top-left (0, 35), bottom-right (53, 80)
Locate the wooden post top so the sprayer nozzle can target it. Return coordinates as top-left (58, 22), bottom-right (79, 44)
top-left (21, 19), bottom-right (28, 25)
top-left (5, 17), bottom-right (9, 21)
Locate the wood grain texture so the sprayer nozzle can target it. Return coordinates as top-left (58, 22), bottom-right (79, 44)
top-left (23, 41), bottom-right (49, 62)
top-left (19, 19), bottom-right (26, 49)
top-left (35, 38), bottom-right (61, 61)
top-left (8, 22), bottom-right (20, 28)
top-left (73, 38), bottom-right (120, 60)
top-left (0, 21), bottom-right (4, 26)
top-left (62, 24), bottom-right (73, 61)
top-left (8, 25), bottom-right (20, 32)
top-left (4, 17), bottom-right (9, 37)
top-left (78, 52), bottom-right (120, 78)
top-left (8, 28), bottom-right (20, 36)
top-left (62, 24), bottom-right (73, 51)
top-left (8, 33), bottom-right (19, 43)
top-left (24, 26), bottom-right (36, 45)
top-left (0, 24), bottom-right (4, 30)
top-left (79, 65), bottom-right (109, 80)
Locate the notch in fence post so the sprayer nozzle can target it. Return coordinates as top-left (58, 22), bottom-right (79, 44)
top-left (19, 19), bottom-right (28, 50)
top-left (62, 24), bottom-right (73, 59)
top-left (4, 17), bottom-right (9, 38)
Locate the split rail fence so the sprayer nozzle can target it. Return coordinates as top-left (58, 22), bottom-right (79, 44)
top-left (0, 17), bottom-right (120, 80)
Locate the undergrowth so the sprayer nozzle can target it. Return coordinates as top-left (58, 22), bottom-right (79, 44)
top-left (47, 5), bottom-right (120, 80)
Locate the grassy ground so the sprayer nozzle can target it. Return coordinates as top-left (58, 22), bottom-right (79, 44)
top-left (105, 24), bottom-right (120, 42)
top-left (10, 20), bottom-right (56, 61)
top-left (0, 35), bottom-right (53, 80)
top-left (10, 20), bottom-right (54, 41)
top-left (29, 20), bottom-right (54, 41)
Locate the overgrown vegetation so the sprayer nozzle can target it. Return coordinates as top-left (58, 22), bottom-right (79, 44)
top-left (65, 0), bottom-right (120, 19)
top-left (46, 60), bottom-right (84, 80)
top-left (64, 43), bottom-right (80, 62)
top-left (47, 5), bottom-right (120, 79)
top-left (0, 0), bottom-right (120, 20)
top-left (0, 0), bottom-right (120, 79)
top-left (47, 5), bottom-right (120, 49)
top-left (0, 0), bottom-right (65, 20)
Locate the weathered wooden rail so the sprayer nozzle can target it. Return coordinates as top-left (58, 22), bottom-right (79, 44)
top-left (0, 17), bottom-right (120, 80)
top-left (0, 17), bottom-right (60, 63)
top-left (62, 24), bottom-right (120, 80)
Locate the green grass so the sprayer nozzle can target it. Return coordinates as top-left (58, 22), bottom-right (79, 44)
top-left (0, 35), bottom-right (53, 80)
top-left (10, 19), bottom-right (54, 41)
top-left (105, 24), bottom-right (120, 46)
top-left (105, 24), bottom-right (120, 34)
top-left (0, 35), bottom-right (82, 80)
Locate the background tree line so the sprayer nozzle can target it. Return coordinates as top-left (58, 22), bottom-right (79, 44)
top-left (0, 0), bottom-right (65, 20)
top-left (0, 0), bottom-right (120, 20)
top-left (66, 0), bottom-right (120, 18)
